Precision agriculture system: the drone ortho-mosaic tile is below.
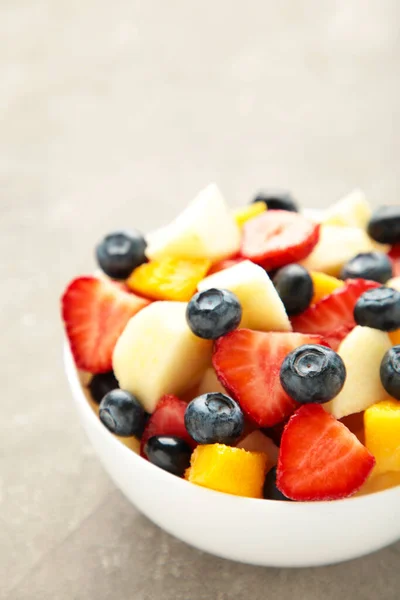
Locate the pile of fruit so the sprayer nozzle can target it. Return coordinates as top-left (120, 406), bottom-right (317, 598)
top-left (61, 184), bottom-right (400, 501)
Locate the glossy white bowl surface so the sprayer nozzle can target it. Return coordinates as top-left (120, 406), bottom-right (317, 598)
top-left (65, 344), bottom-right (400, 567)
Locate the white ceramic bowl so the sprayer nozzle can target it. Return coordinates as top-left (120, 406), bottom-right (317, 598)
top-left (65, 344), bottom-right (400, 567)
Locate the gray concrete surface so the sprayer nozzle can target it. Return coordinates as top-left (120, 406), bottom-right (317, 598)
top-left (1, 1), bottom-right (400, 598)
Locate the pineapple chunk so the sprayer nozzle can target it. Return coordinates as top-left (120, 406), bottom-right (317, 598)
top-left (322, 189), bottom-right (371, 229)
top-left (365, 399), bottom-right (400, 475)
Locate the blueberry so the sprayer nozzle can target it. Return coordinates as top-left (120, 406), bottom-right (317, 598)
top-left (380, 346), bottom-right (400, 400)
top-left (144, 436), bottom-right (192, 477)
top-left (88, 371), bottom-right (119, 404)
top-left (99, 389), bottom-right (146, 437)
top-left (185, 393), bottom-right (244, 445)
top-left (368, 206), bottom-right (400, 244)
top-left (280, 344), bottom-right (346, 404)
top-left (95, 230), bottom-right (147, 280)
top-left (354, 287), bottom-right (400, 331)
top-left (252, 189), bottom-right (298, 212)
top-left (186, 288), bottom-right (242, 339)
top-left (263, 466), bottom-right (292, 501)
top-left (273, 264), bottom-right (314, 316)
top-left (340, 252), bottom-right (393, 284)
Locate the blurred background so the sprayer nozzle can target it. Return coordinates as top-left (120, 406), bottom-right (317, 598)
top-left (1, 1), bottom-right (400, 599)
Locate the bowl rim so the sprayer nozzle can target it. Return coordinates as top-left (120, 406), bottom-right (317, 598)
top-left (64, 340), bottom-right (400, 508)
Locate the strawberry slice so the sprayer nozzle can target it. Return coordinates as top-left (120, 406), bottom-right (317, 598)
top-left (241, 210), bottom-right (320, 270)
top-left (291, 278), bottom-right (380, 350)
top-left (62, 276), bottom-right (150, 373)
top-left (213, 329), bottom-right (327, 427)
top-left (277, 404), bottom-right (375, 501)
top-left (389, 245), bottom-right (400, 277)
top-left (140, 394), bottom-right (196, 457)
top-left (207, 257), bottom-right (245, 276)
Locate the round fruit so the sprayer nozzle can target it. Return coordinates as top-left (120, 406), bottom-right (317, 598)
top-left (252, 190), bottom-right (298, 212)
top-left (184, 392), bottom-right (244, 445)
top-left (368, 206), bottom-right (400, 244)
top-left (88, 371), bottom-right (119, 404)
top-left (186, 288), bottom-right (242, 339)
top-left (280, 344), bottom-right (346, 404)
top-left (99, 389), bottom-right (146, 437)
top-left (144, 435), bottom-right (192, 477)
top-left (380, 346), bottom-right (400, 400)
top-left (340, 252), bottom-right (393, 284)
top-left (354, 287), bottom-right (400, 331)
top-left (95, 230), bottom-right (147, 280)
top-left (263, 466), bottom-right (292, 501)
top-left (272, 264), bottom-right (314, 316)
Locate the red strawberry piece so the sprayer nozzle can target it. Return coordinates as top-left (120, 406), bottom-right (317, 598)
top-left (62, 276), bottom-right (150, 373)
top-left (213, 329), bottom-right (327, 428)
top-left (389, 245), bottom-right (400, 277)
top-left (140, 394), bottom-right (196, 457)
top-left (241, 210), bottom-right (320, 270)
top-left (207, 257), bottom-right (245, 276)
top-left (277, 404), bottom-right (375, 501)
top-left (291, 278), bottom-right (380, 351)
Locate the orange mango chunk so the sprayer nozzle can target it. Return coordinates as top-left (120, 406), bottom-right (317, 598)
top-left (310, 271), bottom-right (344, 304)
top-left (233, 202), bottom-right (266, 228)
top-left (356, 470), bottom-right (400, 496)
top-left (365, 399), bottom-right (400, 475)
top-left (127, 257), bottom-right (211, 302)
top-left (389, 329), bottom-right (400, 346)
top-left (186, 443), bottom-right (268, 498)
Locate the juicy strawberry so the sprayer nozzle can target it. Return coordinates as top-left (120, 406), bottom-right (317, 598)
top-left (140, 394), bottom-right (196, 457)
top-left (241, 210), bottom-right (320, 270)
top-left (291, 278), bottom-right (380, 350)
top-left (207, 257), bottom-right (245, 275)
top-left (389, 245), bottom-right (400, 277)
top-left (62, 276), bottom-right (150, 373)
top-left (277, 404), bottom-right (375, 501)
top-left (213, 329), bottom-right (327, 427)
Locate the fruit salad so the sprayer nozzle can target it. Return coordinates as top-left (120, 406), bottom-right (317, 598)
top-left (61, 184), bottom-right (400, 502)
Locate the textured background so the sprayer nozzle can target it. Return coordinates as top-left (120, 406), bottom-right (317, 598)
top-left (1, 1), bottom-right (400, 598)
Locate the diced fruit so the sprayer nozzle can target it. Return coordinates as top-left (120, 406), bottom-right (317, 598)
top-left (277, 404), bottom-right (375, 501)
top-left (368, 206), bottom-right (400, 244)
top-left (241, 210), bottom-right (319, 270)
top-left (291, 278), bottom-right (380, 351)
top-left (388, 247), bottom-right (400, 277)
top-left (357, 471), bottom-right (400, 495)
top-left (322, 189), bottom-right (371, 229)
top-left (145, 183), bottom-right (241, 262)
top-left (140, 394), bottom-right (196, 457)
top-left (380, 346), bottom-right (400, 400)
top-left (187, 444), bottom-right (268, 498)
top-left (197, 368), bottom-right (227, 396)
top-left (127, 257), bottom-right (210, 302)
top-left (310, 271), bottom-right (344, 304)
top-left (364, 399), bottom-right (400, 474)
top-left (185, 393), bottom-right (244, 445)
top-left (99, 389), bottom-right (146, 437)
top-left (237, 431), bottom-right (279, 465)
top-left (213, 329), bottom-right (326, 427)
top-left (251, 189), bottom-right (298, 212)
top-left (325, 326), bottom-right (391, 418)
top-left (186, 289), bottom-right (242, 339)
top-left (272, 264), bottom-right (313, 316)
top-left (340, 412), bottom-right (365, 444)
top-left (389, 330), bottom-right (400, 346)
top-left (62, 276), bottom-right (151, 373)
top-left (233, 202), bottom-right (266, 228)
top-left (198, 260), bottom-right (291, 333)
top-left (113, 302), bottom-right (212, 413)
top-left (354, 287), bottom-right (400, 331)
top-left (341, 252), bottom-right (393, 284)
top-left (88, 371), bottom-right (119, 404)
top-left (387, 275), bottom-right (400, 291)
top-left (300, 225), bottom-right (382, 277)
top-left (144, 435), bottom-right (192, 477)
top-left (96, 230), bottom-right (147, 280)
top-left (280, 344), bottom-right (346, 404)
top-left (207, 257), bottom-right (244, 275)
top-left (263, 466), bottom-right (292, 501)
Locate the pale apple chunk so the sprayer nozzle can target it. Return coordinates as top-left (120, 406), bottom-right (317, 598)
top-left (322, 189), bottom-right (372, 229)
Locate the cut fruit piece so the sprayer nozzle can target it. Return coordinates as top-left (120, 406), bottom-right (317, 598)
top-left (198, 260), bottom-right (291, 333)
top-left (325, 326), bottom-right (391, 419)
top-left (62, 276), bottom-right (151, 373)
top-left (339, 412), bottom-right (365, 444)
top-left (322, 189), bottom-right (371, 229)
top-left (277, 404), bottom-right (375, 501)
top-left (364, 399), bottom-right (400, 475)
top-left (389, 329), bottom-right (400, 346)
top-left (241, 210), bottom-right (320, 270)
top-left (388, 246), bottom-right (400, 277)
top-left (300, 225), bottom-right (384, 277)
top-left (113, 302), bottom-right (212, 413)
top-left (292, 278), bottom-right (380, 351)
top-left (145, 183), bottom-right (241, 262)
top-left (197, 367), bottom-right (227, 396)
top-left (387, 275), bottom-right (400, 292)
top-left (237, 430), bottom-right (279, 466)
top-left (233, 201), bottom-right (266, 228)
top-left (310, 271), bottom-right (344, 304)
top-left (140, 394), bottom-right (196, 457)
top-left (356, 471), bottom-right (400, 496)
top-left (127, 257), bottom-right (210, 302)
top-left (213, 329), bottom-right (326, 427)
top-left (187, 444), bottom-right (268, 498)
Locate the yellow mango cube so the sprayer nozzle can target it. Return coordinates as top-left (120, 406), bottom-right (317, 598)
top-left (233, 202), bottom-right (266, 228)
top-left (310, 271), bottom-right (344, 304)
top-left (364, 399), bottom-right (400, 474)
top-left (356, 470), bottom-right (400, 496)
